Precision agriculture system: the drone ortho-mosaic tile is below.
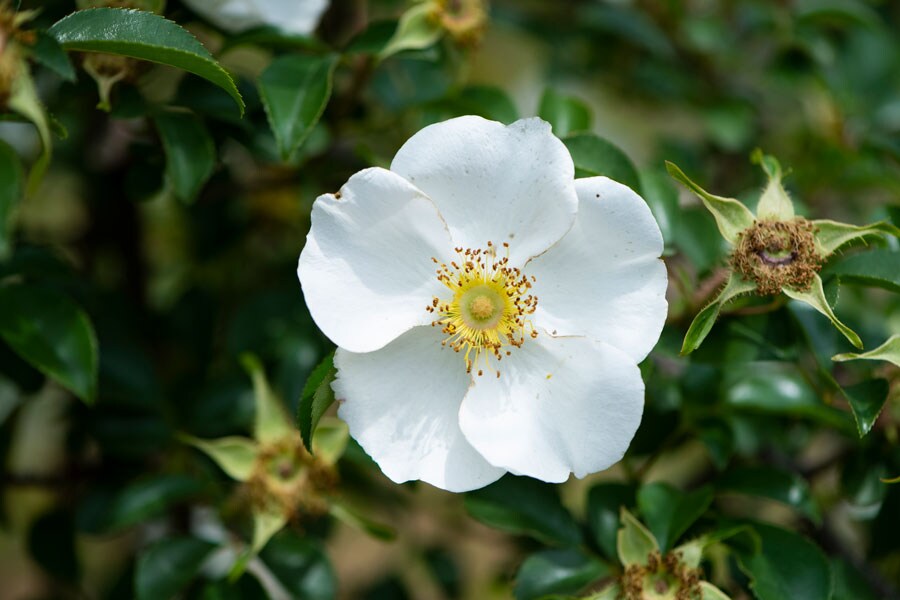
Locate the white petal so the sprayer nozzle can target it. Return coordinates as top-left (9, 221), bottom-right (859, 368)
top-left (390, 116), bottom-right (578, 265)
top-left (334, 327), bottom-right (505, 492)
top-left (256, 0), bottom-right (330, 35)
top-left (184, 0), bottom-right (329, 35)
top-left (528, 177), bottom-right (668, 362)
top-left (459, 334), bottom-right (644, 483)
top-left (297, 167), bottom-right (453, 353)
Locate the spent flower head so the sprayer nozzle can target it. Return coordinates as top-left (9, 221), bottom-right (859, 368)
top-left (297, 115), bottom-right (668, 492)
top-left (592, 509), bottom-right (731, 600)
top-left (182, 355), bottom-right (346, 555)
top-left (668, 151), bottom-right (900, 355)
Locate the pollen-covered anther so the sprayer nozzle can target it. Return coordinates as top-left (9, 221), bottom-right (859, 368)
top-left (429, 243), bottom-right (537, 375)
top-left (620, 550), bottom-right (704, 600)
top-left (731, 218), bottom-right (823, 296)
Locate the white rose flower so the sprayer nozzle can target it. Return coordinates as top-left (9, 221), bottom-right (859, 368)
top-left (297, 116), bottom-right (668, 492)
top-left (183, 0), bottom-right (330, 35)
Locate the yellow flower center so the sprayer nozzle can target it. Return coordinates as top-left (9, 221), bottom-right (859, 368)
top-left (427, 242), bottom-right (537, 377)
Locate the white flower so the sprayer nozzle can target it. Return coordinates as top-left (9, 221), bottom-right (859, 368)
top-left (297, 116), bottom-right (668, 492)
top-left (183, 0), bottom-right (330, 35)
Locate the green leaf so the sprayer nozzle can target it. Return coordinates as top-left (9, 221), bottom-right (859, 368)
top-left (682, 272), bottom-right (757, 354)
top-left (135, 537), bottom-right (216, 600)
top-left (153, 111), bottom-right (216, 203)
top-left (751, 150), bottom-right (794, 221)
top-left (563, 133), bottom-right (642, 194)
top-left (812, 219), bottom-right (900, 256)
top-left (49, 8), bottom-right (244, 114)
top-left (826, 250), bottom-right (900, 293)
top-left (345, 20), bottom-right (398, 56)
top-left (586, 483), bottom-right (634, 560)
top-left (832, 558), bottom-right (879, 600)
top-left (637, 483), bottom-right (713, 552)
top-left (639, 169), bottom-right (680, 247)
top-left (379, 2), bottom-right (444, 60)
top-left (240, 354), bottom-right (294, 444)
top-left (465, 475), bottom-right (581, 546)
top-left (723, 362), bottom-right (853, 433)
top-left (718, 467), bottom-right (819, 523)
top-left (329, 502), bottom-right (396, 541)
top-left (259, 53), bottom-right (338, 161)
top-left (453, 85), bottom-right (519, 124)
top-left (181, 434), bottom-right (258, 481)
top-left (298, 351), bottom-right (336, 453)
top-left (666, 161), bottom-right (755, 245)
top-left (258, 531), bottom-right (337, 600)
top-left (107, 475), bottom-right (202, 531)
top-left (31, 31), bottom-right (76, 82)
top-left (539, 88), bottom-right (592, 138)
top-left (0, 284), bottom-right (98, 403)
top-left (784, 274), bottom-right (862, 349)
top-left (840, 379), bottom-right (891, 437)
top-left (0, 140), bottom-right (24, 259)
top-left (833, 334), bottom-right (900, 368)
top-left (221, 26), bottom-right (327, 53)
top-left (735, 523), bottom-right (832, 600)
top-left (514, 548), bottom-right (612, 600)
top-left (617, 508), bottom-right (659, 566)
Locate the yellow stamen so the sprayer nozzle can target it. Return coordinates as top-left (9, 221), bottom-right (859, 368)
top-left (429, 242), bottom-right (537, 376)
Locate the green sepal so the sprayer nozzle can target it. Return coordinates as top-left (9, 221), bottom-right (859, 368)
top-left (673, 538), bottom-right (704, 569)
top-left (587, 584), bottom-right (620, 600)
top-left (379, 2), bottom-right (444, 60)
top-left (681, 272), bottom-right (757, 354)
top-left (329, 502), bottom-right (396, 541)
top-left (240, 354), bottom-right (294, 444)
top-left (7, 62), bottom-right (52, 194)
top-left (700, 581), bottom-right (733, 600)
top-left (251, 509), bottom-right (287, 556)
top-left (812, 219), bottom-right (900, 256)
top-left (666, 161), bottom-right (755, 245)
top-left (180, 434), bottom-right (258, 481)
top-left (833, 334), bottom-right (900, 367)
top-left (616, 508), bottom-right (659, 567)
top-left (311, 417), bottom-right (348, 466)
top-left (783, 274), bottom-right (862, 349)
top-left (751, 149), bottom-right (794, 221)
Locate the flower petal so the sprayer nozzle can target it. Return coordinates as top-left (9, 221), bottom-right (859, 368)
top-left (334, 326), bottom-right (505, 492)
top-left (528, 177), bottom-right (667, 362)
top-left (390, 116), bottom-right (578, 265)
top-left (459, 334), bottom-right (644, 483)
top-left (184, 0), bottom-right (329, 35)
top-left (298, 167), bottom-right (453, 353)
